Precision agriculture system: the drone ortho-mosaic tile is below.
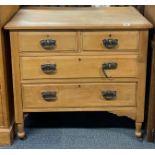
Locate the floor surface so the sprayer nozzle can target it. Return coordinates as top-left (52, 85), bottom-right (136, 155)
top-left (0, 112), bottom-right (155, 149)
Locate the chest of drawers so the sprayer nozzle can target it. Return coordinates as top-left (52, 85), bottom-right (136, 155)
top-left (5, 7), bottom-right (152, 139)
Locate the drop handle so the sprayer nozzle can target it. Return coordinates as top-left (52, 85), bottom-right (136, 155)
top-left (41, 91), bottom-right (57, 102)
top-left (102, 63), bottom-right (118, 78)
top-left (102, 91), bottom-right (117, 100)
top-left (103, 38), bottom-right (118, 49)
top-left (40, 39), bottom-right (56, 50)
top-left (41, 64), bottom-right (56, 74)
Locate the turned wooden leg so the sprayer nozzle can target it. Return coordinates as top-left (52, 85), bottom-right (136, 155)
top-left (16, 123), bottom-right (26, 140)
top-left (135, 122), bottom-right (142, 138)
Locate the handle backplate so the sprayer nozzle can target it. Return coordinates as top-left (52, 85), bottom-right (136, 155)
top-left (103, 38), bottom-right (118, 49)
top-left (41, 91), bottom-right (57, 102)
top-left (102, 63), bottom-right (118, 70)
top-left (41, 64), bottom-right (56, 74)
top-left (102, 90), bottom-right (117, 100)
top-left (40, 39), bottom-right (56, 50)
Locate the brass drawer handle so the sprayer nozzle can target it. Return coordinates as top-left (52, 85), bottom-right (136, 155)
top-left (103, 38), bottom-right (118, 49)
top-left (41, 64), bottom-right (56, 74)
top-left (102, 91), bottom-right (117, 100)
top-left (41, 91), bottom-right (57, 101)
top-left (102, 63), bottom-right (118, 78)
top-left (40, 39), bottom-right (56, 50)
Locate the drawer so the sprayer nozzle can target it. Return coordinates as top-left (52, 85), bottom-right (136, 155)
top-left (20, 55), bottom-right (138, 79)
top-left (22, 83), bottom-right (136, 108)
top-left (18, 32), bottom-right (78, 52)
top-left (82, 31), bottom-right (139, 51)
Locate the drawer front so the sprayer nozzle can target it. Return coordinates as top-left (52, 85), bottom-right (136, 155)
top-left (19, 32), bottom-right (78, 52)
top-left (20, 55), bottom-right (138, 79)
top-left (22, 83), bottom-right (136, 108)
top-left (82, 31), bottom-right (139, 51)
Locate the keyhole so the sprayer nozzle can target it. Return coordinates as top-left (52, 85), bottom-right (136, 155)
top-left (78, 85), bottom-right (81, 88)
top-left (78, 58), bottom-right (81, 61)
top-left (109, 34), bottom-right (112, 37)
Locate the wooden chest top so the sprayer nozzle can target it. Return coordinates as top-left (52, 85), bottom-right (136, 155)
top-left (5, 7), bottom-right (152, 30)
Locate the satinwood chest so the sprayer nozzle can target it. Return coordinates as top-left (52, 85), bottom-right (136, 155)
top-left (5, 7), bottom-right (152, 139)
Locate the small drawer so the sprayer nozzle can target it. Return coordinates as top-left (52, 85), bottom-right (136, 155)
top-left (22, 83), bottom-right (136, 109)
top-left (82, 31), bottom-right (139, 51)
top-left (20, 55), bottom-right (138, 80)
top-left (18, 32), bottom-right (78, 52)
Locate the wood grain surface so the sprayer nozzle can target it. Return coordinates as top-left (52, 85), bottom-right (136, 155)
top-left (5, 7), bottom-right (152, 30)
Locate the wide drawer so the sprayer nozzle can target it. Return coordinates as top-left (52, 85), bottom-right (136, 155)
top-left (22, 83), bottom-right (136, 108)
top-left (18, 32), bottom-right (78, 52)
top-left (82, 31), bottom-right (139, 51)
top-left (20, 55), bottom-right (138, 79)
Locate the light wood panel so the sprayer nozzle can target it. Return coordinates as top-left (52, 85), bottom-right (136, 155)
top-left (136, 31), bottom-right (148, 122)
top-left (19, 31), bottom-right (78, 52)
top-left (135, 30), bottom-right (148, 137)
top-left (20, 55), bottom-right (138, 79)
top-left (10, 31), bottom-right (23, 124)
top-left (0, 94), bottom-right (3, 126)
top-left (82, 31), bottom-right (139, 51)
top-left (0, 124), bottom-right (14, 145)
top-left (0, 5), bottom-right (19, 145)
top-left (0, 5), bottom-right (19, 28)
top-left (22, 82), bottom-right (136, 109)
top-left (4, 7), bottom-right (152, 30)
